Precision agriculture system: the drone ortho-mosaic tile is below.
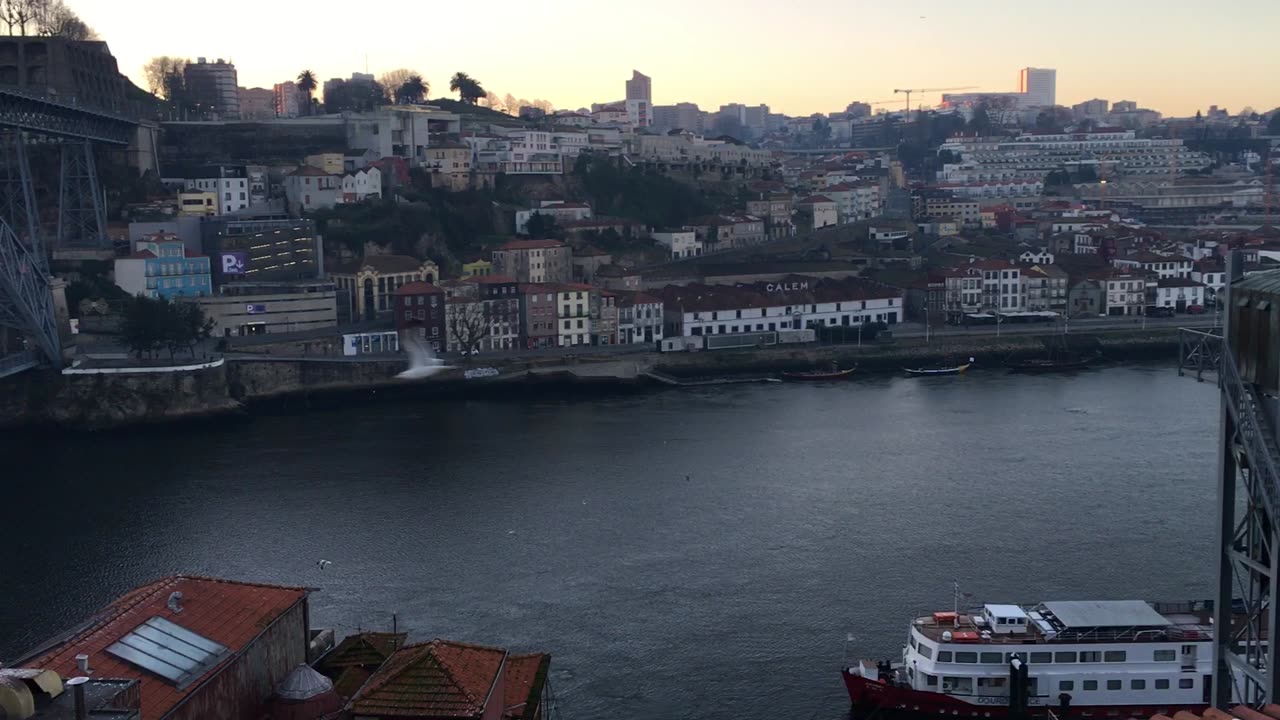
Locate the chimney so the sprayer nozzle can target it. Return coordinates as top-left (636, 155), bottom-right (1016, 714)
top-left (167, 591), bottom-right (184, 613)
top-left (75, 653), bottom-right (91, 674)
top-left (67, 676), bottom-right (88, 720)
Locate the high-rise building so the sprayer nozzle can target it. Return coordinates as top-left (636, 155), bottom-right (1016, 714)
top-left (1018, 67), bottom-right (1056, 107)
top-left (1112, 100), bottom-right (1138, 113)
top-left (1071, 98), bottom-right (1109, 119)
top-left (184, 58), bottom-right (241, 119)
top-left (846, 101), bottom-right (872, 118)
top-left (626, 70), bottom-right (651, 103)
top-left (653, 102), bottom-right (703, 133)
top-left (273, 82), bottom-right (301, 118)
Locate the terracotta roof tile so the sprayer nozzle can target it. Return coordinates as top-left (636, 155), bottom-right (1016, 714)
top-left (503, 653), bottom-right (549, 720)
top-left (22, 576), bottom-right (307, 720)
top-left (320, 632), bottom-right (408, 674)
top-left (495, 239), bottom-right (565, 251)
top-left (347, 640), bottom-right (506, 719)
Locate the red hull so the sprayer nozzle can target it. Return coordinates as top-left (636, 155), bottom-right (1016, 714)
top-left (841, 669), bottom-right (1207, 720)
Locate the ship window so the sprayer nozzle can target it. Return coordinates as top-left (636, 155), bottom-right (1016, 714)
top-left (980, 652), bottom-right (1002, 664)
top-left (1155, 679), bottom-right (1170, 689)
top-left (1059, 681), bottom-right (1074, 691)
top-left (1104, 651), bottom-right (1127, 662)
top-left (1131, 680), bottom-right (1146, 690)
top-left (1030, 652), bottom-right (1053, 664)
top-left (918, 645), bottom-right (933, 659)
top-left (1179, 678), bottom-right (1194, 689)
top-left (1055, 651), bottom-right (1077, 663)
top-left (1107, 680), bottom-right (1122, 690)
top-left (925, 673), bottom-right (938, 686)
top-left (1154, 650), bottom-right (1176, 662)
top-left (909, 637), bottom-right (918, 649)
top-left (1079, 651), bottom-right (1102, 663)
top-left (1083, 680), bottom-right (1098, 691)
top-left (955, 652), bottom-right (978, 663)
top-left (937, 651), bottom-right (952, 662)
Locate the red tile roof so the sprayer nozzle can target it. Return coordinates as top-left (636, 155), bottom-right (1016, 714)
top-left (473, 274), bottom-right (519, 284)
top-left (495, 239), bottom-right (565, 251)
top-left (503, 653), bottom-right (549, 720)
top-left (346, 640), bottom-right (506, 719)
top-left (24, 576), bottom-right (308, 720)
top-left (798, 195), bottom-right (835, 204)
top-left (289, 165), bottom-right (337, 177)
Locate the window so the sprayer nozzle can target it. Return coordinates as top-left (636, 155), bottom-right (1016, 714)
top-left (1131, 680), bottom-right (1146, 690)
top-left (1155, 679), bottom-right (1170, 690)
top-left (980, 652), bottom-right (1002, 664)
top-left (925, 674), bottom-right (938, 687)
top-left (1060, 681), bottom-right (1074, 691)
top-left (1079, 651), bottom-right (1101, 663)
top-left (1179, 678), bottom-right (1194, 689)
top-left (909, 637), bottom-right (917, 650)
top-left (1106, 680), bottom-right (1122, 691)
top-left (1083, 681), bottom-right (1098, 691)
top-left (936, 651), bottom-right (952, 662)
top-left (1104, 651), bottom-right (1126, 662)
top-left (1030, 652), bottom-right (1052, 664)
top-left (917, 644), bottom-right (933, 659)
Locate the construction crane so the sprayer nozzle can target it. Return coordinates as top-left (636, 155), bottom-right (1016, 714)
top-left (893, 86), bottom-right (977, 113)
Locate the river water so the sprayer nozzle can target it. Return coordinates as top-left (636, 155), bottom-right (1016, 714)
top-left (0, 364), bottom-right (1220, 720)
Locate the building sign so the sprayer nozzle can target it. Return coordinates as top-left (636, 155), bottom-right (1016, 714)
top-left (221, 252), bottom-right (247, 275)
top-left (766, 281), bottom-right (810, 293)
top-left (246, 304), bottom-right (267, 314)
top-left (464, 367), bottom-right (500, 380)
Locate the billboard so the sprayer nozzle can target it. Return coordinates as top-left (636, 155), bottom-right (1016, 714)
top-left (220, 251), bottom-right (247, 275)
top-left (246, 304), bottom-right (267, 314)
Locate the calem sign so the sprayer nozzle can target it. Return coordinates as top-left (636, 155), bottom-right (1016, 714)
top-left (220, 252), bottom-right (247, 275)
top-left (765, 281), bottom-right (809, 293)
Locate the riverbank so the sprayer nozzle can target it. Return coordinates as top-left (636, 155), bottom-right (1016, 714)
top-left (0, 328), bottom-right (1189, 430)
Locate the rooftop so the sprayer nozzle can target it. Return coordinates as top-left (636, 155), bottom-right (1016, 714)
top-left (495, 239), bottom-right (565, 251)
top-left (395, 281), bottom-right (445, 296)
top-left (346, 640), bottom-right (505, 719)
top-left (330, 255), bottom-right (428, 275)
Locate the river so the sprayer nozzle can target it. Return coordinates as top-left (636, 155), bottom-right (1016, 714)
top-left (0, 364), bottom-right (1220, 720)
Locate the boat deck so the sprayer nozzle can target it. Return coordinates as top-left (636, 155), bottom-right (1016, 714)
top-left (913, 602), bottom-right (1217, 645)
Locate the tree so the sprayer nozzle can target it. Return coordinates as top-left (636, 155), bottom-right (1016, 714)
top-left (324, 79), bottom-right (386, 113)
top-left (524, 212), bottom-right (558, 239)
top-left (447, 300), bottom-right (490, 355)
top-left (0, 0), bottom-right (39, 35)
top-left (143, 56), bottom-right (187, 97)
top-left (395, 75), bottom-right (428, 105)
top-left (502, 93), bottom-right (518, 114)
top-left (379, 68), bottom-right (419, 95)
top-left (449, 72), bottom-right (485, 104)
top-left (34, 0), bottom-right (94, 39)
top-left (296, 70), bottom-right (318, 115)
top-left (120, 296), bottom-right (213, 361)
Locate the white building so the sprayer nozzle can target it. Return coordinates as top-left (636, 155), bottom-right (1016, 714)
top-left (1111, 252), bottom-right (1192, 280)
top-left (938, 130), bottom-right (1212, 180)
top-left (653, 230), bottom-right (701, 259)
top-left (625, 99), bottom-right (651, 129)
top-left (935, 179), bottom-right (1044, 199)
top-left (284, 166), bottom-right (341, 214)
top-left (797, 196), bottom-right (839, 230)
top-left (630, 133), bottom-right (773, 167)
top-left (515, 201), bottom-right (593, 235)
top-left (1103, 272), bottom-right (1148, 316)
top-left (340, 167), bottom-right (382, 204)
top-left (344, 106), bottom-right (463, 166)
top-left (1154, 278), bottom-right (1206, 311)
top-left (823, 183), bottom-right (882, 222)
top-left (1018, 67), bottom-right (1057, 107)
top-left (1019, 248), bottom-right (1055, 265)
top-left (171, 165), bottom-right (251, 216)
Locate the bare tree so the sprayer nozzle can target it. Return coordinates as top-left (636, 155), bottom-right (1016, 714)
top-left (379, 68), bottom-right (420, 96)
top-left (0, 0), bottom-right (42, 36)
top-left (143, 56), bottom-right (187, 97)
top-left (480, 91), bottom-right (502, 110)
top-left (35, 0), bottom-right (94, 39)
top-left (447, 300), bottom-right (490, 355)
top-left (503, 93), bottom-right (518, 115)
top-left (532, 99), bottom-right (554, 113)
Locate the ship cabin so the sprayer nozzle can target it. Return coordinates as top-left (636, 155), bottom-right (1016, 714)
top-left (899, 601), bottom-right (1216, 710)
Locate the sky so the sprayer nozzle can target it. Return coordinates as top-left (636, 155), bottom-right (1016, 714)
top-left (75, 0), bottom-right (1279, 118)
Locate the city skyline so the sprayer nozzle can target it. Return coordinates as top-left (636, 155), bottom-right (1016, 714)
top-left (70, 0), bottom-right (1280, 117)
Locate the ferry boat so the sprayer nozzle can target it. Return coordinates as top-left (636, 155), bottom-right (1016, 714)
top-left (843, 599), bottom-right (1223, 720)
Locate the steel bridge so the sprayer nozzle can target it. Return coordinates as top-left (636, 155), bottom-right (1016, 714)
top-left (1179, 253), bottom-right (1280, 709)
top-left (0, 88), bottom-right (136, 377)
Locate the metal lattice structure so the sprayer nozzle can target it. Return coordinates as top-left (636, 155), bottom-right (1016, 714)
top-left (0, 89), bottom-right (135, 374)
top-left (56, 140), bottom-right (108, 249)
top-left (1183, 253), bottom-right (1280, 709)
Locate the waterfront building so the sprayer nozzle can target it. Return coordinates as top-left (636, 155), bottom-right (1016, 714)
top-left (659, 276), bottom-right (902, 338)
top-left (1155, 277), bottom-right (1207, 311)
top-left (519, 283), bottom-right (559, 349)
top-left (594, 290), bottom-right (620, 345)
top-left (616, 290), bottom-right (664, 344)
top-left (476, 275), bottom-right (521, 351)
top-left (556, 283), bottom-right (594, 347)
top-left (394, 281), bottom-right (447, 352)
top-left (1111, 252), bottom-right (1193, 280)
top-left (10, 575), bottom-right (312, 720)
top-left (1099, 270), bottom-right (1150, 316)
top-left (200, 216), bottom-right (322, 288)
top-left (492, 239), bottom-right (572, 283)
top-left (329, 255), bottom-right (439, 321)
top-left (196, 280), bottom-right (338, 337)
top-left (344, 639), bottom-right (551, 720)
top-left (113, 235), bottom-right (212, 299)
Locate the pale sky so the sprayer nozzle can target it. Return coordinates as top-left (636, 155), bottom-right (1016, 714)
top-left (76, 0), bottom-right (1278, 118)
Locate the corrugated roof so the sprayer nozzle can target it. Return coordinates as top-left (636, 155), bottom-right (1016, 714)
top-left (23, 576), bottom-right (308, 720)
top-left (1041, 600), bottom-right (1170, 629)
top-left (1234, 269), bottom-right (1280, 295)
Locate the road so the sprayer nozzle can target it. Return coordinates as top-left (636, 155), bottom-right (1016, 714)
top-left (892, 314), bottom-right (1220, 341)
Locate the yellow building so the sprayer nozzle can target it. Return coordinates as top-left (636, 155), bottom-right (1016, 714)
top-left (178, 191), bottom-right (217, 217)
top-left (329, 255), bottom-right (440, 321)
top-left (305, 153), bottom-right (345, 176)
top-left (461, 259), bottom-right (493, 278)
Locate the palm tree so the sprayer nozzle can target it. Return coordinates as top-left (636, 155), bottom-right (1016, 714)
top-left (449, 72), bottom-right (485, 105)
top-left (397, 75), bottom-right (428, 105)
top-left (296, 70), bottom-right (318, 115)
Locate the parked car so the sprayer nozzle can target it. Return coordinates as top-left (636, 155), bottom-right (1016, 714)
top-left (1148, 306), bottom-right (1175, 318)
top-left (1186, 305), bottom-right (1206, 315)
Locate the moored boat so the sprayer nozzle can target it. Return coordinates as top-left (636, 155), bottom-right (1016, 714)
top-left (781, 365), bottom-right (856, 381)
top-left (1005, 357), bottom-right (1092, 373)
top-left (906, 358), bottom-right (974, 377)
top-left (843, 599), bottom-right (1226, 720)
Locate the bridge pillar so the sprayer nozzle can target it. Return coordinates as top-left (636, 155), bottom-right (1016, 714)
top-left (0, 131), bottom-right (43, 268)
top-left (56, 139), bottom-right (108, 250)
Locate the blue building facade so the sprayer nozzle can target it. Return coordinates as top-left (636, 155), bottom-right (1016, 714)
top-left (133, 240), bottom-right (212, 299)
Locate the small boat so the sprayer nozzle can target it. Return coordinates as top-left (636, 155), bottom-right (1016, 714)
top-left (905, 358), bottom-right (973, 377)
top-left (781, 365), bottom-right (857, 381)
